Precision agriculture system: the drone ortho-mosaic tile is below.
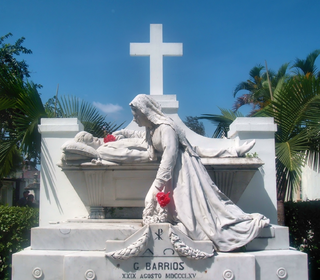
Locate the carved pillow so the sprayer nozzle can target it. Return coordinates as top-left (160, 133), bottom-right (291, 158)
top-left (62, 140), bottom-right (99, 159)
top-left (61, 152), bottom-right (92, 161)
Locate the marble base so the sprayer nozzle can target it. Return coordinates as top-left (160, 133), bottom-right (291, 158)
top-left (12, 221), bottom-right (308, 280)
top-left (30, 221), bottom-right (288, 252)
top-left (60, 157), bottom-right (263, 213)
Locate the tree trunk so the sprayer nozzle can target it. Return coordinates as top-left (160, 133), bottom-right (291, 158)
top-left (277, 200), bottom-right (285, 226)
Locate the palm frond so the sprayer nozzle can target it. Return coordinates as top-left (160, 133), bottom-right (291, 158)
top-left (0, 98), bottom-right (16, 111)
top-left (0, 138), bottom-right (23, 177)
top-left (12, 82), bottom-right (46, 158)
top-left (291, 49), bottom-right (320, 76)
top-left (232, 94), bottom-right (253, 111)
top-left (275, 63), bottom-right (290, 81)
top-left (257, 75), bottom-right (320, 200)
top-left (199, 108), bottom-right (244, 138)
top-left (58, 95), bottom-right (124, 137)
top-left (249, 64), bottom-right (264, 80)
top-left (276, 131), bottom-right (309, 172)
top-left (276, 159), bottom-right (301, 201)
top-left (233, 81), bottom-right (251, 97)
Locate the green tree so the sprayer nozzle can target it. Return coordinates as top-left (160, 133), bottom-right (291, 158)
top-left (198, 108), bottom-right (244, 138)
top-left (233, 63), bottom-right (290, 114)
top-left (256, 75), bottom-right (320, 224)
top-left (0, 33), bottom-right (32, 79)
top-left (202, 51), bottom-right (320, 225)
top-left (57, 95), bottom-right (123, 137)
top-left (233, 64), bottom-right (265, 113)
top-left (183, 116), bottom-right (205, 136)
top-left (0, 34), bottom-right (36, 174)
top-left (202, 75), bottom-right (320, 225)
top-left (0, 73), bottom-right (123, 177)
top-left (291, 49), bottom-right (320, 77)
top-left (0, 34), bottom-right (123, 178)
top-left (0, 66), bottom-right (45, 176)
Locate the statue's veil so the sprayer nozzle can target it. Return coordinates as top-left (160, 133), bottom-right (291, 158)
top-left (129, 94), bottom-right (197, 160)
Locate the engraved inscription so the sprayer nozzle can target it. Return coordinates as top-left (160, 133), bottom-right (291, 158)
top-left (155, 229), bottom-right (164, 240)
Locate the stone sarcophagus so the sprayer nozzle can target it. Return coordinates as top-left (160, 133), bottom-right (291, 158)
top-left (37, 117), bottom-right (277, 225)
top-left (58, 157), bottom-right (263, 219)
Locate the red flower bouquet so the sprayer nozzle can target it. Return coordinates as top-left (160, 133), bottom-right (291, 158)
top-left (104, 134), bottom-right (116, 143)
top-left (156, 192), bottom-right (171, 207)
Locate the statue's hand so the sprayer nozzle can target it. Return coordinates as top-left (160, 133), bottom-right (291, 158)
top-left (145, 181), bottom-right (164, 207)
top-left (112, 131), bottom-right (125, 140)
top-left (143, 181), bottom-right (167, 225)
top-left (115, 135), bottom-right (124, 140)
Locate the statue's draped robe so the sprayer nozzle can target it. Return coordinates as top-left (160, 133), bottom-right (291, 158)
top-left (150, 123), bottom-right (269, 252)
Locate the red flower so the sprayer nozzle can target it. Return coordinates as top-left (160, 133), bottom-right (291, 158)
top-left (156, 192), bottom-right (171, 207)
top-left (104, 134), bottom-right (116, 143)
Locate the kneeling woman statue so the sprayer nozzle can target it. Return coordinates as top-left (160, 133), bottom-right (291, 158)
top-left (125, 94), bottom-right (269, 252)
top-left (71, 94), bottom-right (269, 252)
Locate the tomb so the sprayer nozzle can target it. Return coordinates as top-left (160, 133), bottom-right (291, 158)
top-left (12, 24), bottom-right (308, 280)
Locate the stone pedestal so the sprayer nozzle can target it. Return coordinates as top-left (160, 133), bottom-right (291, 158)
top-left (13, 114), bottom-right (306, 280)
top-left (12, 222), bottom-right (308, 280)
top-left (37, 115), bottom-right (277, 226)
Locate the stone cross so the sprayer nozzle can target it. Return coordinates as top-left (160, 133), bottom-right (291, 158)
top-left (130, 24), bottom-right (183, 95)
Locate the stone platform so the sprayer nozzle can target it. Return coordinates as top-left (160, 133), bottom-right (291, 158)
top-left (12, 221), bottom-right (308, 280)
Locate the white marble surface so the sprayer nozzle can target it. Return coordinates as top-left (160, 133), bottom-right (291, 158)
top-left (13, 221), bottom-right (307, 280)
top-left (106, 223), bottom-right (214, 256)
top-left (12, 247), bottom-right (307, 280)
top-left (38, 114), bottom-right (278, 225)
top-left (30, 221), bottom-right (289, 252)
top-left (130, 24), bottom-right (183, 96)
top-left (251, 250), bottom-right (308, 280)
top-left (31, 221), bottom-right (143, 251)
top-left (246, 225), bottom-right (289, 251)
top-left (12, 248), bottom-right (73, 280)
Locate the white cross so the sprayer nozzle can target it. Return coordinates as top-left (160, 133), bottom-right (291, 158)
top-left (130, 24), bottom-right (183, 95)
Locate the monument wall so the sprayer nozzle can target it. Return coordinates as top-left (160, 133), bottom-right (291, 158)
top-left (38, 114), bottom-right (277, 226)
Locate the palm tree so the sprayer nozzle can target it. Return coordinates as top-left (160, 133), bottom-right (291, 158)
top-left (291, 49), bottom-right (320, 77)
top-left (0, 67), bottom-right (123, 178)
top-left (233, 63), bottom-right (290, 115)
top-left (0, 66), bottom-right (46, 177)
top-left (233, 65), bottom-right (265, 113)
top-left (198, 108), bottom-right (244, 138)
top-left (0, 33), bottom-right (124, 178)
top-left (201, 74), bottom-right (320, 225)
top-left (256, 75), bottom-right (320, 224)
top-left (57, 95), bottom-right (123, 137)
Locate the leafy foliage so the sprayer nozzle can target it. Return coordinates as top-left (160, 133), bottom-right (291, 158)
top-left (0, 206), bottom-right (39, 280)
top-left (256, 75), bottom-right (320, 200)
top-left (285, 201), bottom-right (320, 280)
top-left (199, 50), bottom-right (320, 226)
top-left (0, 33), bottom-right (32, 79)
top-left (0, 34), bottom-right (124, 177)
top-left (233, 63), bottom-right (290, 114)
top-left (291, 49), bottom-right (320, 77)
top-left (183, 116), bottom-right (205, 136)
top-left (0, 82), bottom-right (124, 177)
top-left (198, 108), bottom-right (244, 138)
top-left (0, 66), bottom-right (46, 176)
top-left (57, 95), bottom-right (124, 137)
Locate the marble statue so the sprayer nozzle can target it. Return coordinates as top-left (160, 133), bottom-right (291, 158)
top-left (61, 94), bottom-right (269, 252)
top-left (63, 125), bottom-right (256, 165)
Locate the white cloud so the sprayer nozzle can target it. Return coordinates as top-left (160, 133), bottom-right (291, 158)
top-left (93, 102), bottom-right (123, 114)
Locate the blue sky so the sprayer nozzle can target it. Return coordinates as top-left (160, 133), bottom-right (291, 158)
top-left (1, 0), bottom-right (320, 136)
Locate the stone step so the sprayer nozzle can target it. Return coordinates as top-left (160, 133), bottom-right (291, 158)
top-left (12, 248), bottom-right (307, 280)
top-left (31, 220), bottom-right (143, 251)
top-left (31, 221), bottom-right (289, 252)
